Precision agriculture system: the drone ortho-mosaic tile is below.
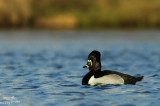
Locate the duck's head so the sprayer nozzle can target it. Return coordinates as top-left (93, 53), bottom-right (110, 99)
top-left (83, 50), bottom-right (101, 72)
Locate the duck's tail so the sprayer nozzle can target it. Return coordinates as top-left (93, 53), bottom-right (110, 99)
top-left (136, 76), bottom-right (144, 82)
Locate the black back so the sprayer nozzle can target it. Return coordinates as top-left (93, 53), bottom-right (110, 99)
top-left (94, 70), bottom-right (143, 84)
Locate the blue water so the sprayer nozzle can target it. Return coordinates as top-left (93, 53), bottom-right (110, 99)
top-left (0, 31), bottom-right (160, 106)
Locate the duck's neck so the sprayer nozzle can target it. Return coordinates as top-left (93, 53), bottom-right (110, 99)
top-left (89, 60), bottom-right (101, 73)
top-left (89, 69), bottom-right (101, 73)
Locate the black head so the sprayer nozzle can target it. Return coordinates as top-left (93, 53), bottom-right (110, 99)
top-left (83, 50), bottom-right (101, 72)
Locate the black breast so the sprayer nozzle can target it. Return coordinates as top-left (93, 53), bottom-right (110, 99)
top-left (82, 72), bottom-right (94, 85)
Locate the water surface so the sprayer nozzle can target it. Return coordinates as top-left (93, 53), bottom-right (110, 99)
top-left (0, 31), bottom-right (160, 106)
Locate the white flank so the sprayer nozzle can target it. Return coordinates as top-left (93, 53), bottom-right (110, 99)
top-left (88, 74), bottom-right (124, 86)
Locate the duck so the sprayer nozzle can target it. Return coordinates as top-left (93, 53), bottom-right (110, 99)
top-left (82, 50), bottom-right (144, 86)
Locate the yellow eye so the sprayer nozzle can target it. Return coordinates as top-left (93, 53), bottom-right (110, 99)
top-left (94, 58), bottom-right (96, 60)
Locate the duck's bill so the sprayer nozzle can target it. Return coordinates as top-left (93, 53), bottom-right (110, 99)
top-left (83, 65), bottom-right (89, 68)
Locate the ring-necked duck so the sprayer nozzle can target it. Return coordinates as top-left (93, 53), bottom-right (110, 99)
top-left (82, 50), bottom-right (144, 86)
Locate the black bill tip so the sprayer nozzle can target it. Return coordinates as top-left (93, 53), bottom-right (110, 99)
top-left (83, 65), bottom-right (88, 68)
